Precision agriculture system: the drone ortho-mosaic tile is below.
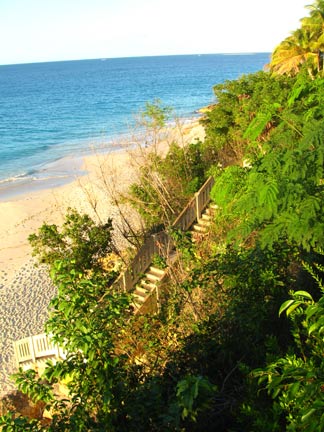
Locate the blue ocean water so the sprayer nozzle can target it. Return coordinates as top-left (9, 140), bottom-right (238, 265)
top-left (0, 53), bottom-right (270, 198)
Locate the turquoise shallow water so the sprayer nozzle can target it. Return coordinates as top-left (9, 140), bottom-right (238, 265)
top-left (0, 53), bottom-right (270, 198)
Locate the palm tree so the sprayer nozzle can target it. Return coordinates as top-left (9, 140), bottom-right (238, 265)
top-left (302, 0), bottom-right (324, 71)
top-left (269, 0), bottom-right (324, 77)
top-left (269, 28), bottom-right (317, 77)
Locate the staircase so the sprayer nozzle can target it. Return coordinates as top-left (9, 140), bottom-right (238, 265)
top-left (192, 203), bottom-right (218, 236)
top-left (13, 177), bottom-right (216, 368)
top-left (131, 205), bottom-right (218, 313)
top-left (132, 266), bottom-right (167, 312)
top-left (128, 177), bottom-right (216, 314)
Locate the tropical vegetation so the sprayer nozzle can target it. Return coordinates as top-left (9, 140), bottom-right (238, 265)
top-left (1, 1), bottom-right (324, 430)
top-left (269, 0), bottom-right (324, 77)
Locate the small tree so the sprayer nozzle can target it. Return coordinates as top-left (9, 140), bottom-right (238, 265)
top-left (127, 100), bottom-right (207, 231)
top-left (28, 208), bottom-right (116, 275)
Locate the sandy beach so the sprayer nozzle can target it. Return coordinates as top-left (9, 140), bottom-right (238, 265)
top-left (0, 120), bottom-right (205, 397)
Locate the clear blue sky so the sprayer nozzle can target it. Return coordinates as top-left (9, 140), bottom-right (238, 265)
top-left (0, 0), bottom-right (310, 65)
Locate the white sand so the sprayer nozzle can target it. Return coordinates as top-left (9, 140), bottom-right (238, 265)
top-left (0, 120), bottom-right (205, 397)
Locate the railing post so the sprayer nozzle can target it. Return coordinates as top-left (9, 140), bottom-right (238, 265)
top-left (155, 285), bottom-right (160, 314)
top-left (30, 336), bottom-right (36, 363)
top-left (195, 192), bottom-right (201, 222)
top-left (122, 273), bottom-right (126, 292)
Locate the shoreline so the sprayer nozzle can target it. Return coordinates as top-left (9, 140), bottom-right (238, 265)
top-left (0, 115), bottom-right (201, 204)
top-left (0, 118), bottom-right (205, 397)
top-left (0, 139), bottom-right (123, 203)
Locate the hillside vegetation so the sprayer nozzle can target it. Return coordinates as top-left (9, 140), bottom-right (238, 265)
top-left (2, 1), bottom-right (324, 430)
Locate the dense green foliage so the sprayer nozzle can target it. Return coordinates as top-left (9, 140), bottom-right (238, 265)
top-left (209, 74), bottom-right (324, 252)
top-left (255, 255), bottom-right (324, 431)
top-left (201, 71), bottom-right (294, 166)
top-left (28, 208), bottom-right (115, 276)
top-left (2, 3), bottom-right (324, 430)
top-left (129, 141), bottom-right (206, 230)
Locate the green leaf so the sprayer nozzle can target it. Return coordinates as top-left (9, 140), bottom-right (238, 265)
top-left (301, 408), bottom-right (316, 423)
top-left (279, 299), bottom-right (295, 316)
top-left (293, 291), bottom-right (314, 301)
top-left (306, 305), bottom-right (319, 320)
top-left (286, 301), bottom-right (303, 316)
top-left (289, 381), bottom-right (301, 398)
top-left (243, 110), bottom-right (273, 141)
top-left (308, 321), bottom-right (320, 336)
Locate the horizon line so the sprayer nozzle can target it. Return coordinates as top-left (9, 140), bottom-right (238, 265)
top-left (0, 51), bottom-right (271, 67)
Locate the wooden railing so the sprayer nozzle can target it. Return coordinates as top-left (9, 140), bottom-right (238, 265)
top-left (119, 176), bottom-right (214, 292)
top-left (122, 231), bottom-right (171, 291)
top-left (172, 176), bottom-right (214, 230)
top-left (172, 195), bottom-right (197, 231)
top-left (195, 176), bottom-right (215, 221)
top-left (13, 176), bottom-right (215, 366)
top-left (13, 333), bottom-right (65, 368)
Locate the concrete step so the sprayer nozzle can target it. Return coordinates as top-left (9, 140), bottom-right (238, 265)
top-left (140, 280), bottom-right (156, 290)
top-left (149, 266), bottom-right (166, 278)
top-left (133, 293), bottom-right (145, 305)
top-left (191, 229), bottom-right (208, 241)
top-left (192, 224), bottom-right (208, 233)
top-left (146, 272), bottom-right (162, 282)
top-left (131, 264), bottom-right (166, 312)
top-left (167, 250), bottom-right (178, 265)
top-left (197, 218), bottom-right (211, 226)
top-left (136, 285), bottom-right (151, 296)
top-left (204, 210), bottom-right (213, 217)
top-left (205, 204), bottom-right (218, 214)
top-left (134, 289), bottom-right (147, 300)
top-left (132, 298), bottom-right (143, 310)
top-left (201, 213), bottom-right (212, 221)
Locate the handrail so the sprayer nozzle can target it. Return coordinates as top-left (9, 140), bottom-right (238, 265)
top-left (13, 333), bottom-right (65, 368)
top-left (123, 231), bottom-right (171, 291)
top-left (172, 196), bottom-right (196, 231)
top-left (195, 176), bottom-right (215, 221)
top-left (172, 176), bottom-right (214, 229)
top-left (120, 176), bottom-right (214, 291)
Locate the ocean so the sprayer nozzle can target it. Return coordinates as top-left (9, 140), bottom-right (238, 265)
top-left (0, 53), bottom-right (270, 199)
